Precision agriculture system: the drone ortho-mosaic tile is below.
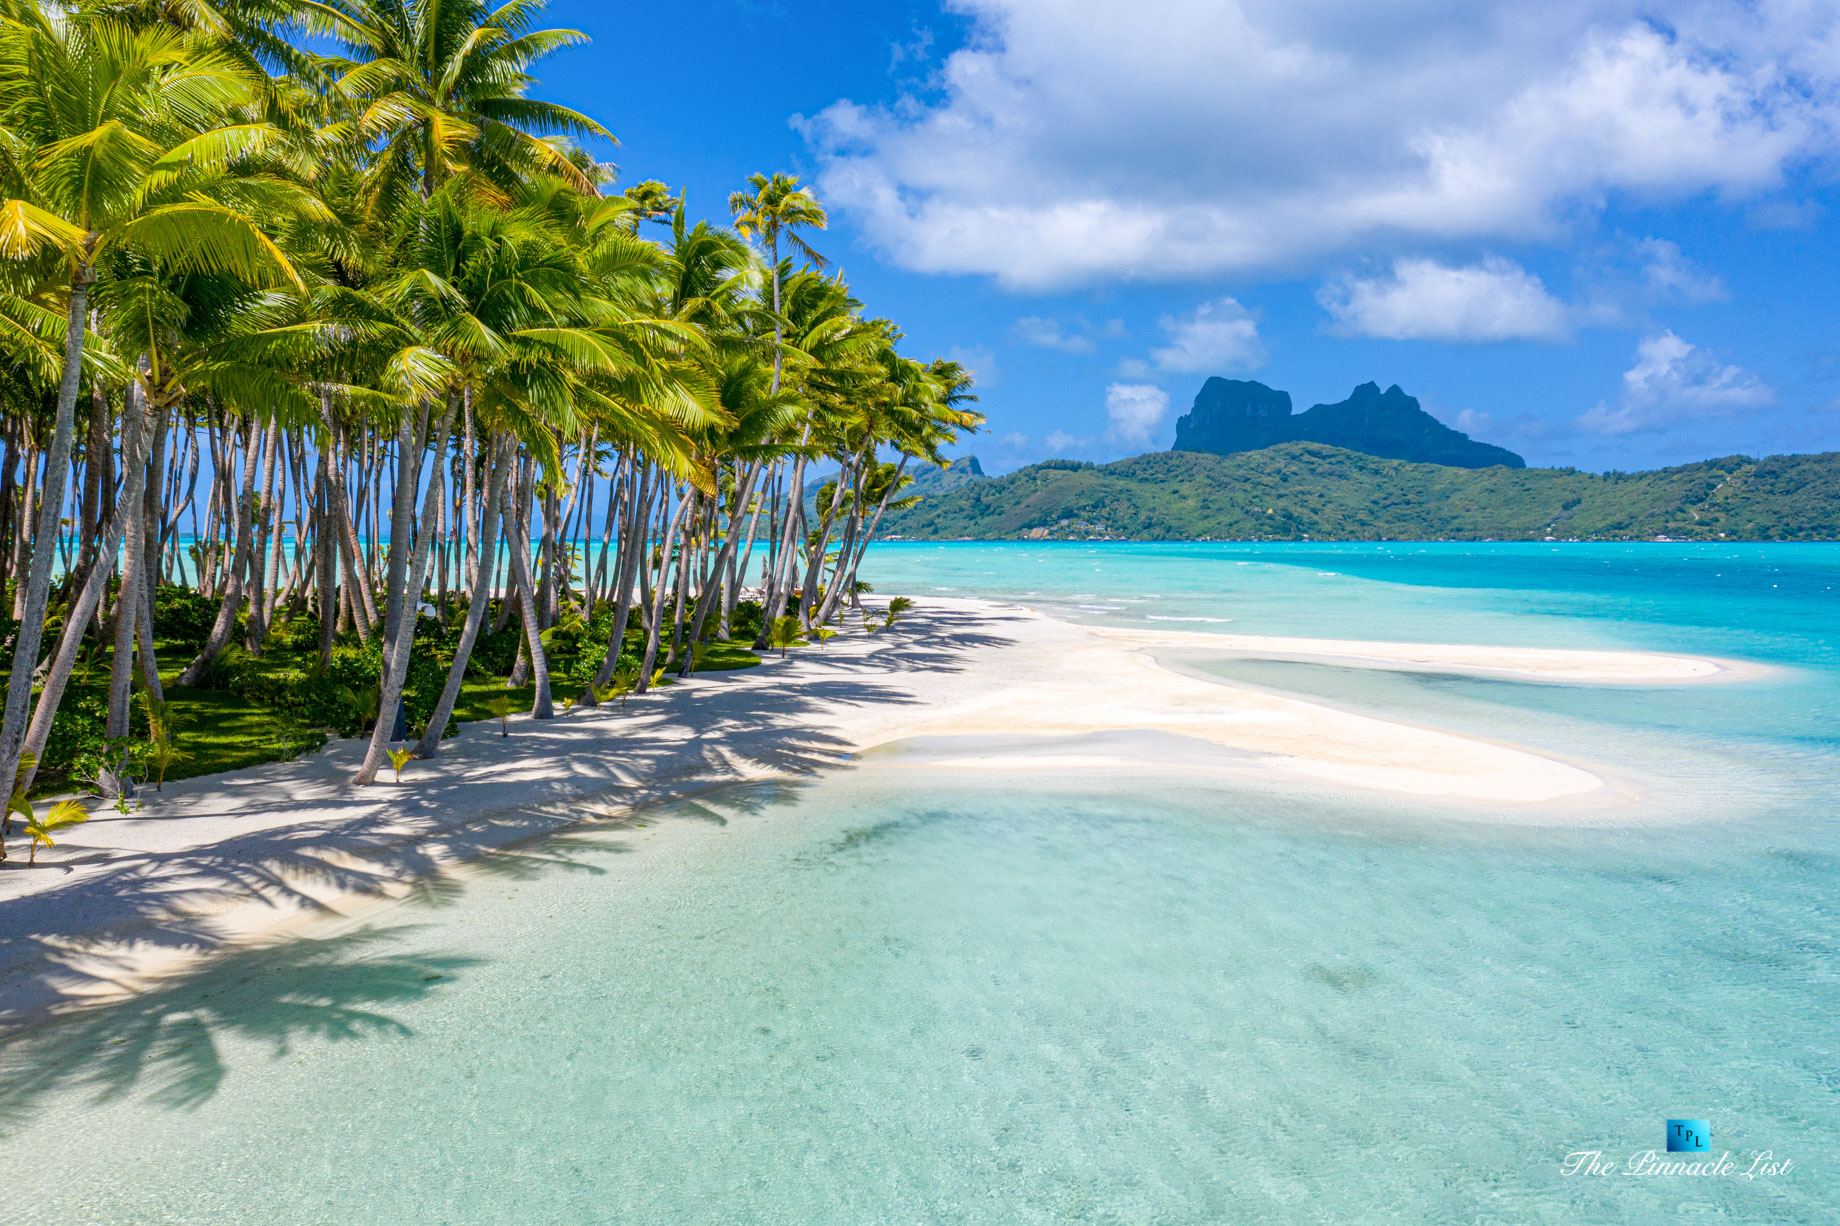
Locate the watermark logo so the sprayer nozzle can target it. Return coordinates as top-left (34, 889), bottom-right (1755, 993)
top-left (1561, 1118), bottom-right (1792, 1181)
top-left (1667, 1119), bottom-right (1710, 1153)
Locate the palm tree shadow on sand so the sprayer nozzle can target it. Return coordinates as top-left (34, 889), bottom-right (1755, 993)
top-left (0, 779), bottom-right (826, 1132)
top-left (0, 926), bottom-right (478, 1131)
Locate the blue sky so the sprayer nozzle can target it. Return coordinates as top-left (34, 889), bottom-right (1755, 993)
top-left (537, 0), bottom-right (1840, 474)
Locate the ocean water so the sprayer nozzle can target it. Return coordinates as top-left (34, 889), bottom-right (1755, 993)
top-left (1, 543), bottom-right (1835, 1223)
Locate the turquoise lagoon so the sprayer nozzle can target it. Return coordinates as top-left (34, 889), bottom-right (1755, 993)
top-left (1, 543), bottom-right (1835, 1223)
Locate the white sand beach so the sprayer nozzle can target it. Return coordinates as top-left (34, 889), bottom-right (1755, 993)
top-left (0, 596), bottom-right (1739, 1031)
top-left (1088, 625), bottom-right (1751, 684)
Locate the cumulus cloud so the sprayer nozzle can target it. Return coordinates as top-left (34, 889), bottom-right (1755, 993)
top-left (1012, 316), bottom-right (1094, 353)
top-left (1043, 428), bottom-right (1084, 453)
top-left (1454, 408), bottom-right (1493, 435)
top-left (1148, 297), bottom-right (1267, 371)
top-left (1012, 315), bottom-right (1128, 353)
top-left (801, 1), bottom-right (1840, 289)
top-left (1578, 331), bottom-right (1774, 435)
top-left (1104, 383), bottom-right (1172, 445)
top-left (945, 343), bottom-right (1000, 388)
top-left (1321, 258), bottom-right (1569, 342)
top-left (1636, 238), bottom-right (1725, 305)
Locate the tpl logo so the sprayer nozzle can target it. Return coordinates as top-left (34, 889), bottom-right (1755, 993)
top-left (1666, 1119), bottom-right (1710, 1153)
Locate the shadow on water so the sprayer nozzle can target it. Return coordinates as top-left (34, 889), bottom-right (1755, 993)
top-left (0, 602), bottom-right (1011, 1120)
top-left (657, 777), bottom-right (816, 827)
top-left (0, 772), bottom-right (849, 1131)
top-left (0, 926), bottom-right (479, 1132)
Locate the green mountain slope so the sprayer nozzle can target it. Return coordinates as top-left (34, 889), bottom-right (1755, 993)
top-left (878, 443), bottom-right (1840, 541)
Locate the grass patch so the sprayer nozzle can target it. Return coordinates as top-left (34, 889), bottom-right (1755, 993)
top-left (26, 625), bottom-right (763, 796)
top-left (690, 639), bottom-right (763, 672)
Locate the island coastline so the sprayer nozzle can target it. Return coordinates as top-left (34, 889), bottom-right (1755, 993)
top-left (0, 596), bottom-right (1739, 1036)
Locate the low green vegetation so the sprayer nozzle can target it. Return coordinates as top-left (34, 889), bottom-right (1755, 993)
top-left (19, 591), bottom-right (763, 797)
top-left (880, 444), bottom-right (1840, 541)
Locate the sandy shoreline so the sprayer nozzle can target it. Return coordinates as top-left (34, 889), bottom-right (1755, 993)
top-left (0, 596), bottom-right (1739, 1033)
top-left (1089, 626), bottom-right (1753, 684)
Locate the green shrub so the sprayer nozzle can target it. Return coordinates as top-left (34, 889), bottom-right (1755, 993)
top-left (469, 617), bottom-right (521, 676)
top-left (40, 693), bottom-right (109, 787)
top-left (730, 599), bottom-right (764, 642)
top-left (153, 586), bottom-right (219, 650)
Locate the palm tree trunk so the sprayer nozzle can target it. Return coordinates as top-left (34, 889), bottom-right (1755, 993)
top-left (0, 264), bottom-right (93, 809)
top-left (377, 406), bottom-right (423, 649)
top-left (245, 419), bottom-right (281, 651)
top-left (834, 456), bottom-right (910, 615)
top-left (585, 459), bottom-right (651, 699)
top-left (679, 461), bottom-right (764, 673)
top-left (588, 454), bottom-right (625, 614)
top-left (18, 382), bottom-right (154, 789)
top-left (461, 388), bottom-right (477, 590)
top-left (315, 434), bottom-right (336, 669)
top-left (755, 439), bottom-right (812, 648)
top-left (69, 384), bottom-right (109, 611)
top-left (353, 397), bottom-right (455, 784)
top-left (320, 400), bottom-right (377, 639)
top-left (134, 397), bottom-right (167, 697)
top-left (0, 418), bottom-right (18, 597)
top-left (494, 455), bottom-right (532, 638)
top-left (501, 473), bottom-right (554, 718)
top-left (798, 448), bottom-right (863, 627)
top-left (664, 495), bottom-right (698, 667)
top-left (107, 379), bottom-right (154, 737)
top-left (177, 414), bottom-right (262, 684)
top-left (816, 466), bottom-right (875, 627)
top-left (729, 468), bottom-right (769, 625)
top-left (10, 442), bottom-right (36, 620)
top-left (416, 437), bottom-right (510, 757)
top-left (635, 486), bottom-right (692, 693)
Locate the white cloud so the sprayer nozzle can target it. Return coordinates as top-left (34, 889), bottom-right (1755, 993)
top-left (1104, 383), bottom-right (1171, 445)
top-left (1012, 316), bottom-right (1095, 353)
top-left (945, 344), bottom-right (1000, 388)
top-left (999, 430), bottom-right (1030, 447)
top-left (1578, 331), bottom-right (1774, 435)
top-left (889, 24), bottom-right (934, 71)
top-left (1043, 428), bottom-right (1084, 453)
top-left (1148, 297), bottom-right (1267, 371)
top-left (1321, 258), bottom-right (1569, 342)
top-left (801, 2), bottom-right (1840, 289)
top-left (1012, 315), bottom-right (1129, 353)
top-left (1634, 238), bottom-right (1725, 305)
top-left (1454, 408), bottom-right (1493, 435)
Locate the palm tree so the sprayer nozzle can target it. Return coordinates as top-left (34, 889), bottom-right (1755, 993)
top-left (312, 0), bottom-right (610, 210)
top-left (24, 798), bottom-right (89, 866)
top-left (0, 8), bottom-right (318, 793)
top-left (304, 0), bottom-right (615, 783)
top-left (728, 174), bottom-right (828, 643)
top-left (767, 613), bottom-right (801, 658)
top-left (144, 740), bottom-right (191, 790)
top-left (0, 4), bottom-right (983, 812)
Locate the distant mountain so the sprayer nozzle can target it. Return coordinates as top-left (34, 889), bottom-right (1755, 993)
top-left (1174, 378), bottom-right (1525, 469)
top-left (805, 454), bottom-right (987, 519)
top-left (906, 454), bottom-right (986, 498)
top-left (878, 443), bottom-right (1840, 542)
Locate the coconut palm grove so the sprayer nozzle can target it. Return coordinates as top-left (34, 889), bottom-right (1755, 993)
top-left (0, 0), bottom-right (982, 847)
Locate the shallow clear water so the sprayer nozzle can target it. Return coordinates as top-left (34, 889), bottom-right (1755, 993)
top-left (2, 543), bottom-right (1836, 1223)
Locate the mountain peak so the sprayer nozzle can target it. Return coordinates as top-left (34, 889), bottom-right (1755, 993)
top-left (1174, 378), bottom-right (1524, 469)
